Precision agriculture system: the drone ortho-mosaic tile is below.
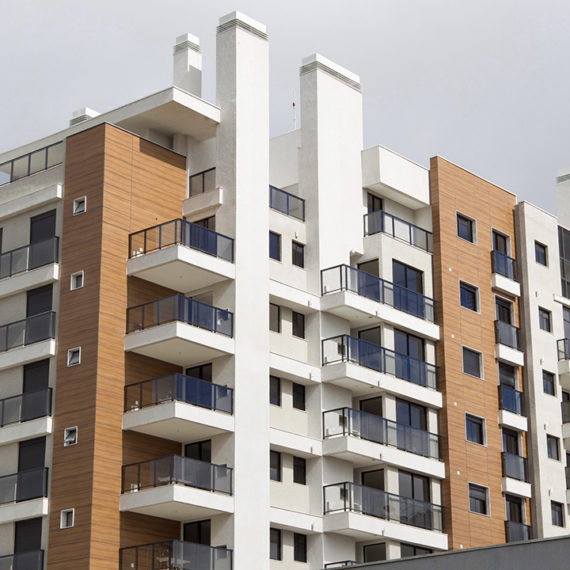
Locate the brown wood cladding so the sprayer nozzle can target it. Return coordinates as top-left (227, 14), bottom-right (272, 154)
top-left (48, 124), bottom-right (187, 569)
top-left (430, 156), bottom-right (529, 549)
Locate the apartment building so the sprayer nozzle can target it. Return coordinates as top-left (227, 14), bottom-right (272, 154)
top-left (0, 10), bottom-right (568, 570)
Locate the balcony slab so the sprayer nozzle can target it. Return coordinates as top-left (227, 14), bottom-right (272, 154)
top-left (0, 498), bottom-right (49, 525)
top-left (0, 340), bottom-right (56, 373)
top-left (501, 477), bottom-right (532, 499)
top-left (119, 484), bottom-right (234, 522)
top-left (270, 507), bottom-right (323, 534)
top-left (0, 417), bottom-right (52, 447)
top-left (498, 410), bottom-right (528, 432)
top-left (491, 273), bottom-right (520, 297)
top-left (269, 352), bottom-right (320, 386)
top-left (123, 401), bottom-right (234, 442)
top-left (0, 264), bottom-right (59, 301)
top-left (124, 322), bottom-right (234, 366)
top-left (495, 344), bottom-right (525, 367)
top-left (270, 428), bottom-right (322, 458)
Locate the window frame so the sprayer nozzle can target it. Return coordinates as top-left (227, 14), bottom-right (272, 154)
top-left (535, 241), bottom-right (548, 266)
top-left (551, 501), bottom-right (564, 527)
top-left (465, 414), bottom-right (485, 446)
top-left (462, 346), bottom-right (483, 379)
top-left (269, 303), bottom-right (281, 333)
top-left (63, 426), bottom-right (78, 447)
top-left (292, 241), bottom-right (305, 268)
top-left (293, 456), bottom-right (306, 485)
top-left (70, 271), bottom-right (84, 291)
top-left (67, 347), bottom-right (81, 367)
top-left (292, 382), bottom-right (306, 411)
top-left (270, 450), bottom-right (281, 482)
top-left (538, 307), bottom-right (552, 332)
top-left (72, 196), bottom-right (87, 216)
top-left (270, 375), bottom-right (281, 406)
top-left (457, 212), bottom-right (476, 244)
top-left (59, 508), bottom-right (75, 529)
top-left (269, 231), bottom-right (281, 261)
top-left (293, 532), bottom-right (307, 563)
top-left (292, 311), bottom-right (305, 339)
top-left (547, 434), bottom-right (560, 460)
top-left (468, 482), bottom-right (490, 516)
top-left (459, 281), bottom-right (479, 312)
top-left (542, 370), bottom-right (556, 396)
top-left (270, 528), bottom-right (282, 561)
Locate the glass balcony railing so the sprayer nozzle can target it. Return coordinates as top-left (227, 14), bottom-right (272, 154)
top-left (120, 540), bottom-right (232, 570)
top-left (0, 312), bottom-right (56, 353)
top-left (498, 385), bottom-right (523, 416)
top-left (0, 467), bottom-right (48, 504)
top-left (560, 400), bottom-right (570, 423)
top-left (189, 168), bottom-right (216, 196)
top-left (363, 211), bottom-right (433, 253)
top-left (125, 374), bottom-right (233, 415)
top-left (323, 408), bottom-right (440, 459)
top-left (491, 250), bottom-right (517, 281)
top-left (324, 482), bottom-right (444, 532)
top-left (122, 455), bottom-right (233, 495)
top-left (0, 237), bottom-right (59, 280)
top-left (0, 388), bottom-right (52, 427)
top-left (501, 452), bottom-right (528, 482)
top-left (321, 264), bottom-right (435, 322)
top-left (322, 335), bottom-right (438, 390)
top-left (126, 295), bottom-right (233, 337)
top-left (557, 338), bottom-right (570, 361)
top-left (0, 551), bottom-right (44, 570)
top-left (0, 142), bottom-right (63, 187)
top-left (495, 320), bottom-right (521, 350)
top-left (505, 521), bottom-right (530, 542)
top-left (269, 185), bottom-right (305, 221)
top-left (129, 218), bottom-right (234, 262)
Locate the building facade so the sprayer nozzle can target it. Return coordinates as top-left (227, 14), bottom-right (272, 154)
top-left (0, 11), bottom-right (568, 570)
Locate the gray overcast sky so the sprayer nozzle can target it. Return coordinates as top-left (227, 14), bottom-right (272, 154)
top-left (0, 0), bottom-right (568, 213)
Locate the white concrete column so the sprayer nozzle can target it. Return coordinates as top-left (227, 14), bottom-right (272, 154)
top-left (173, 33), bottom-right (202, 96)
top-left (215, 12), bottom-right (270, 569)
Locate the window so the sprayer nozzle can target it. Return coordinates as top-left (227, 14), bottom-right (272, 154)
top-left (547, 435), bottom-right (560, 460)
top-left (363, 543), bottom-right (387, 562)
top-left (270, 528), bottom-right (281, 560)
top-left (70, 271), bottom-right (84, 290)
top-left (292, 241), bottom-right (305, 268)
top-left (292, 382), bottom-right (305, 410)
top-left (457, 213), bottom-right (475, 243)
top-left (492, 230), bottom-right (509, 255)
top-left (269, 232), bottom-right (281, 261)
top-left (270, 376), bottom-right (281, 406)
top-left (270, 450), bottom-right (281, 481)
top-left (63, 427), bottom-right (78, 447)
top-left (460, 282), bottom-right (478, 311)
top-left (535, 241), bottom-right (547, 265)
top-left (401, 543), bottom-right (432, 558)
top-left (194, 216), bottom-right (215, 231)
top-left (189, 168), bottom-right (216, 196)
top-left (185, 363), bottom-right (213, 381)
top-left (463, 347), bottom-right (482, 378)
top-left (185, 440), bottom-right (211, 462)
top-left (184, 519), bottom-right (211, 545)
top-left (543, 370), bottom-right (555, 396)
top-left (560, 227), bottom-right (570, 297)
top-left (393, 260), bottom-right (423, 294)
top-left (60, 509), bottom-right (75, 529)
top-left (466, 415), bottom-right (485, 445)
top-left (499, 362), bottom-right (516, 387)
top-left (367, 193), bottom-right (382, 213)
top-left (73, 196), bottom-right (86, 215)
top-left (551, 501), bottom-right (564, 527)
top-left (292, 311), bottom-right (305, 339)
top-left (67, 347), bottom-right (81, 367)
top-left (269, 303), bottom-right (280, 333)
top-left (539, 307), bottom-right (552, 332)
top-left (293, 456), bottom-right (306, 485)
top-left (293, 533), bottom-right (307, 562)
top-left (469, 483), bottom-right (488, 515)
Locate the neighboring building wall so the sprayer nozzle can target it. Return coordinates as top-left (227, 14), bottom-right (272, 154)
top-left (515, 201), bottom-right (569, 537)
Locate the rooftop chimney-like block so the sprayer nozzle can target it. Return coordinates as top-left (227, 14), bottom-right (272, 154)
top-left (217, 11), bottom-right (268, 40)
top-left (173, 33), bottom-right (202, 97)
top-left (300, 53), bottom-right (361, 91)
top-left (69, 107), bottom-right (100, 127)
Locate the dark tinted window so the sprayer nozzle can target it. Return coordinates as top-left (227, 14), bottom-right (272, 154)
top-left (463, 347), bottom-right (481, 378)
top-left (15, 518), bottom-right (42, 553)
top-left (26, 285), bottom-right (52, 317)
top-left (293, 456), bottom-right (306, 485)
top-left (499, 362), bottom-right (516, 387)
top-left (466, 415), bottom-right (484, 445)
top-left (457, 214), bottom-right (475, 242)
top-left (469, 483), bottom-right (488, 514)
top-left (185, 363), bottom-right (212, 382)
top-left (23, 360), bottom-right (49, 393)
top-left (292, 382), bottom-right (305, 410)
top-left (393, 260), bottom-right (423, 294)
top-left (30, 210), bottom-right (56, 243)
top-left (539, 307), bottom-right (552, 332)
top-left (552, 501), bottom-right (564, 526)
top-left (547, 435), bottom-right (560, 460)
top-left (292, 311), bottom-right (305, 339)
top-left (19, 437), bottom-right (45, 471)
top-left (535, 241), bottom-right (547, 266)
top-left (269, 303), bottom-right (280, 332)
top-left (363, 543), bottom-right (386, 562)
top-left (270, 376), bottom-right (280, 406)
top-left (270, 451), bottom-right (281, 481)
top-left (293, 533), bottom-right (307, 562)
top-left (269, 232), bottom-right (281, 261)
top-left (270, 528), bottom-right (281, 560)
top-left (185, 440), bottom-right (211, 462)
top-left (543, 371), bottom-right (555, 395)
top-left (292, 241), bottom-right (304, 268)
top-left (183, 520), bottom-right (211, 545)
top-left (460, 282), bottom-right (478, 311)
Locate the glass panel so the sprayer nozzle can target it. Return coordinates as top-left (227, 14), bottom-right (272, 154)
top-left (0, 162), bottom-right (10, 185)
top-left (11, 156), bottom-right (29, 181)
top-left (46, 143), bottom-right (64, 168)
top-left (29, 149), bottom-right (47, 175)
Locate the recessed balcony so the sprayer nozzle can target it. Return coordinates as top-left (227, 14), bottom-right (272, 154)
top-left (124, 296), bottom-right (234, 366)
top-left (120, 455), bottom-right (233, 521)
top-left (504, 521), bottom-right (531, 542)
top-left (0, 237), bottom-right (59, 300)
top-left (494, 321), bottom-right (524, 367)
top-left (323, 482), bottom-right (446, 550)
top-left (321, 336), bottom-right (441, 407)
top-left (0, 388), bottom-right (52, 446)
top-left (269, 185), bottom-right (305, 221)
top-left (120, 540), bottom-right (233, 570)
top-left (123, 374), bottom-right (234, 441)
top-left (498, 385), bottom-right (528, 432)
top-left (320, 265), bottom-right (439, 339)
top-left (322, 408), bottom-right (443, 478)
top-left (0, 467), bottom-right (49, 524)
top-left (0, 312), bottom-right (56, 371)
top-left (0, 142), bottom-right (63, 187)
top-left (363, 210), bottom-right (433, 253)
top-left (127, 219), bottom-right (235, 292)
top-left (557, 339), bottom-right (570, 389)
top-left (490, 251), bottom-right (520, 297)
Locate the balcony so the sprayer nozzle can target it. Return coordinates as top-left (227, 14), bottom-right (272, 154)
top-left (0, 467), bottom-right (49, 524)
top-left (363, 211), bottom-right (433, 253)
top-left (0, 551), bottom-right (44, 569)
top-left (323, 408), bottom-right (443, 478)
top-left (269, 185), bottom-right (305, 221)
top-left (561, 400), bottom-right (570, 424)
top-left (494, 321), bottom-right (524, 367)
top-left (0, 237), bottom-right (59, 300)
top-left (501, 452), bottom-right (531, 498)
top-left (0, 312), bottom-right (56, 372)
top-left (120, 455), bottom-right (233, 521)
top-left (320, 265), bottom-right (438, 339)
top-left (504, 521), bottom-right (530, 543)
top-left (557, 339), bottom-right (570, 389)
top-left (498, 385), bottom-right (527, 432)
top-left (0, 389), bottom-right (52, 446)
top-left (124, 296), bottom-right (234, 366)
top-left (123, 374), bottom-right (234, 441)
top-left (120, 540), bottom-right (232, 570)
top-left (127, 219), bottom-right (235, 292)
top-left (491, 251), bottom-right (520, 297)
top-left (0, 142), bottom-right (63, 187)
